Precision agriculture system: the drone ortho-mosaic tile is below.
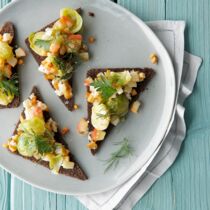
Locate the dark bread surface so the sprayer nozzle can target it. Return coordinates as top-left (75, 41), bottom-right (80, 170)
top-left (25, 21), bottom-right (75, 111)
top-left (0, 22), bottom-right (20, 109)
top-left (9, 86), bottom-right (87, 180)
top-left (86, 68), bottom-right (155, 155)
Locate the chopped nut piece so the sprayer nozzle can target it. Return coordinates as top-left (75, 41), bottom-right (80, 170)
top-left (139, 72), bottom-right (146, 81)
top-left (77, 118), bottom-right (89, 135)
top-left (18, 59), bottom-right (24, 65)
top-left (44, 74), bottom-right (55, 80)
top-left (61, 127), bottom-right (70, 135)
top-left (88, 36), bottom-right (95, 44)
top-left (88, 12), bottom-right (95, 17)
top-left (87, 141), bottom-right (97, 149)
top-left (131, 89), bottom-right (137, 96)
top-left (150, 53), bottom-right (158, 64)
top-left (130, 100), bottom-right (141, 113)
top-left (74, 104), bottom-right (79, 110)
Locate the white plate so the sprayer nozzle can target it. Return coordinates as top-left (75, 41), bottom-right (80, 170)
top-left (0, 0), bottom-right (175, 195)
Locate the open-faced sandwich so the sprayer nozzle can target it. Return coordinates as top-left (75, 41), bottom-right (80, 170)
top-left (78, 68), bottom-right (155, 155)
top-left (25, 8), bottom-right (89, 111)
top-left (4, 87), bottom-right (87, 180)
top-left (0, 22), bottom-right (26, 108)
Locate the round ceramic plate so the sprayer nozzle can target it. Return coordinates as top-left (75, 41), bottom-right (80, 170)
top-left (0, 0), bottom-right (175, 195)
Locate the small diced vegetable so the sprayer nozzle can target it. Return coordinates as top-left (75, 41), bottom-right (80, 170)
top-left (15, 48), bottom-right (26, 58)
top-left (77, 118), bottom-right (89, 135)
top-left (130, 100), bottom-right (141, 113)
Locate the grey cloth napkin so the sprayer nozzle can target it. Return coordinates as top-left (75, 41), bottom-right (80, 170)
top-left (77, 21), bottom-right (202, 210)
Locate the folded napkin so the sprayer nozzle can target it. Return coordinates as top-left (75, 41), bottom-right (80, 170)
top-left (77, 21), bottom-right (202, 210)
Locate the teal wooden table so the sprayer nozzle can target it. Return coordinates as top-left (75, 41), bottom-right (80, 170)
top-left (0, 0), bottom-right (209, 209)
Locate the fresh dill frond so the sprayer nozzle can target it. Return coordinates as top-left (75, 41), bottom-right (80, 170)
top-left (104, 138), bottom-right (134, 173)
top-left (91, 75), bottom-right (117, 101)
top-left (0, 73), bottom-right (19, 96)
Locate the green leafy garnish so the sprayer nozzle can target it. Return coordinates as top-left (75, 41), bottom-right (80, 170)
top-left (53, 54), bottom-right (75, 80)
top-left (0, 73), bottom-right (19, 96)
top-left (104, 138), bottom-right (134, 172)
top-left (34, 39), bottom-right (52, 51)
top-left (91, 75), bottom-right (117, 101)
top-left (34, 135), bottom-right (54, 154)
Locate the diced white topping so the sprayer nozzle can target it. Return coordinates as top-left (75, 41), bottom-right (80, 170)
top-left (54, 81), bottom-right (67, 97)
top-left (44, 27), bottom-right (53, 37)
top-left (37, 101), bottom-right (47, 111)
top-left (38, 65), bottom-right (49, 74)
top-left (15, 48), bottom-right (26, 58)
top-left (89, 85), bottom-right (99, 97)
top-left (2, 33), bottom-right (13, 43)
top-left (116, 87), bottom-right (123, 95)
top-left (127, 81), bottom-right (137, 88)
top-left (7, 56), bottom-right (17, 67)
top-left (29, 93), bottom-right (35, 100)
top-left (23, 99), bottom-right (32, 109)
top-left (23, 96), bottom-right (47, 119)
top-left (47, 118), bottom-right (58, 132)
top-left (91, 102), bottom-right (110, 131)
top-left (62, 160), bottom-right (74, 169)
top-left (130, 70), bottom-right (140, 82)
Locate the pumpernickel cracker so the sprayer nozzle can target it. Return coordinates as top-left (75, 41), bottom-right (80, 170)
top-left (8, 87), bottom-right (87, 180)
top-left (86, 68), bottom-right (155, 155)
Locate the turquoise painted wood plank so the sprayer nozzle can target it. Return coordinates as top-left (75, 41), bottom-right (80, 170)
top-left (166, 0), bottom-right (210, 133)
top-left (66, 196), bottom-right (86, 210)
top-left (0, 169), bottom-right (10, 210)
top-left (119, 0), bottom-right (166, 21)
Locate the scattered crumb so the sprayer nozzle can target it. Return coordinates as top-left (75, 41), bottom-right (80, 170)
top-left (77, 118), bottom-right (89, 135)
top-left (74, 104), bottom-right (79, 110)
top-left (130, 100), bottom-right (141, 113)
top-left (150, 53), bottom-right (158, 64)
top-left (88, 36), bottom-right (96, 44)
top-left (61, 127), bottom-right (70, 136)
top-left (88, 12), bottom-right (95, 17)
top-left (131, 89), bottom-right (137, 96)
top-left (18, 59), bottom-right (24, 65)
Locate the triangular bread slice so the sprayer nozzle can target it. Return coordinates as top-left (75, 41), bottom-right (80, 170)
top-left (25, 21), bottom-right (75, 111)
top-left (6, 87), bottom-right (87, 180)
top-left (0, 22), bottom-right (20, 109)
top-left (86, 68), bottom-right (155, 155)
top-left (25, 8), bottom-right (82, 111)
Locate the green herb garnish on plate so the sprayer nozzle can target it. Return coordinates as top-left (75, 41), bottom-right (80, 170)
top-left (104, 138), bottom-right (134, 173)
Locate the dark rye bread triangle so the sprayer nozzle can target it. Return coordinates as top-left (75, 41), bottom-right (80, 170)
top-left (9, 87), bottom-right (87, 180)
top-left (25, 22), bottom-right (75, 111)
top-left (25, 8), bottom-right (81, 111)
top-left (0, 22), bottom-right (20, 109)
top-left (87, 68), bottom-right (155, 155)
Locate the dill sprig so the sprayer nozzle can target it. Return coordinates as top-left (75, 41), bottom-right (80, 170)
top-left (91, 75), bottom-right (117, 101)
top-left (0, 73), bottom-right (19, 96)
top-left (104, 138), bottom-right (134, 173)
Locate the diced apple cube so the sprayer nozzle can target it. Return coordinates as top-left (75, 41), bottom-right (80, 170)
top-left (77, 118), bottom-right (89, 135)
top-left (15, 48), bottom-right (26, 58)
top-left (130, 100), bottom-right (141, 113)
